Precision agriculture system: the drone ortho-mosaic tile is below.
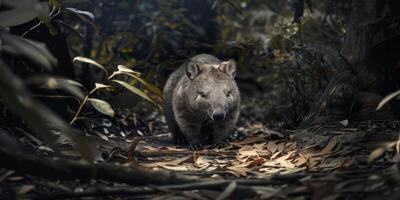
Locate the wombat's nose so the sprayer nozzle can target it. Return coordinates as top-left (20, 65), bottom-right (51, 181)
top-left (212, 112), bottom-right (226, 121)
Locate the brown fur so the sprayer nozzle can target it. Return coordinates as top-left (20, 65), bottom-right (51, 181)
top-left (163, 54), bottom-right (240, 148)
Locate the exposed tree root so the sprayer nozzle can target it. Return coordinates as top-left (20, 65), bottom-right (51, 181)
top-left (0, 146), bottom-right (199, 186)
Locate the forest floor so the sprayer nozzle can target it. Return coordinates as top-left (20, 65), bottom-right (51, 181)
top-left (1, 97), bottom-right (400, 199)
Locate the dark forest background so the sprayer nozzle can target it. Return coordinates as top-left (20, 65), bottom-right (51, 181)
top-left (0, 0), bottom-right (353, 128)
top-left (2, 0), bottom-right (400, 199)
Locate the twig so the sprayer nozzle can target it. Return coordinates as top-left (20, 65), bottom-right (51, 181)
top-left (38, 179), bottom-right (285, 199)
top-left (70, 94), bottom-right (89, 124)
top-left (136, 149), bottom-right (236, 157)
top-left (70, 88), bottom-right (96, 124)
top-left (20, 21), bottom-right (43, 37)
top-left (216, 181), bottom-right (237, 200)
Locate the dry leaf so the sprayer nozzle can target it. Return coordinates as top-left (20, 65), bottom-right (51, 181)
top-left (195, 156), bottom-right (212, 169)
top-left (266, 141), bottom-right (278, 153)
top-left (368, 147), bottom-right (386, 163)
top-left (140, 155), bottom-right (192, 168)
top-left (226, 166), bottom-right (249, 177)
top-left (313, 137), bottom-right (338, 156)
top-left (247, 157), bottom-right (265, 168)
top-left (17, 185), bottom-right (35, 195)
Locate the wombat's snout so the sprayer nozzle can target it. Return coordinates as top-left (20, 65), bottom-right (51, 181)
top-left (212, 111), bottom-right (226, 121)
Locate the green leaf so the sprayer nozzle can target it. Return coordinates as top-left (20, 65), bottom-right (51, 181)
top-left (32, 77), bottom-right (85, 99)
top-left (110, 72), bottom-right (162, 97)
top-left (73, 56), bottom-right (108, 76)
top-left (65, 8), bottom-right (94, 21)
top-left (376, 90), bottom-right (400, 110)
top-left (64, 8), bottom-right (98, 32)
top-left (94, 83), bottom-right (111, 91)
top-left (112, 80), bottom-right (156, 104)
top-left (117, 65), bottom-right (142, 75)
top-left (88, 98), bottom-right (114, 117)
top-left (0, 0), bottom-right (43, 28)
top-left (0, 32), bottom-right (57, 70)
top-left (127, 73), bottom-right (162, 97)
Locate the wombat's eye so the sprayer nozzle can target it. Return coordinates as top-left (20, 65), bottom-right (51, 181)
top-left (226, 91), bottom-right (232, 97)
top-left (198, 91), bottom-right (207, 98)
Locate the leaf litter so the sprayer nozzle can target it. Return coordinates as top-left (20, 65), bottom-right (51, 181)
top-left (4, 106), bottom-right (400, 199)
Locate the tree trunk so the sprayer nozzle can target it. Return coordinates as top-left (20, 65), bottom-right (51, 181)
top-left (303, 0), bottom-right (400, 125)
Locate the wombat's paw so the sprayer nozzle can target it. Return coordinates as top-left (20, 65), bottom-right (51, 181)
top-left (210, 141), bottom-right (229, 149)
top-left (230, 130), bottom-right (246, 141)
top-left (172, 136), bottom-right (186, 145)
top-left (189, 143), bottom-right (203, 151)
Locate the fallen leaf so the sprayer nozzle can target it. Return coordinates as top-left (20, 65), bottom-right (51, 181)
top-left (368, 147), bottom-right (386, 163)
top-left (247, 157), bottom-right (265, 168)
top-left (266, 141), bottom-right (278, 153)
top-left (17, 185), bottom-right (35, 195)
top-left (312, 137), bottom-right (337, 156)
top-left (195, 156), bottom-right (212, 169)
top-left (160, 165), bottom-right (189, 171)
top-left (226, 166), bottom-right (249, 177)
top-left (140, 155), bottom-right (192, 168)
top-left (0, 170), bottom-right (15, 183)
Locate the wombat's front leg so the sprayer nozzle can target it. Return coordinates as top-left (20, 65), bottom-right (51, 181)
top-left (211, 122), bottom-right (232, 148)
top-left (181, 124), bottom-right (204, 150)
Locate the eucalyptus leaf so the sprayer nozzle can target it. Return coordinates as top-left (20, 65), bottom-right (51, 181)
top-left (94, 83), bottom-right (112, 90)
top-left (34, 77), bottom-right (85, 100)
top-left (111, 71), bottom-right (162, 97)
top-left (65, 8), bottom-right (94, 21)
top-left (88, 98), bottom-right (115, 117)
top-left (73, 56), bottom-right (108, 76)
top-left (0, 32), bottom-right (57, 70)
top-left (117, 65), bottom-right (141, 75)
top-left (0, 0), bottom-right (42, 28)
top-left (112, 80), bottom-right (156, 104)
top-left (376, 90), bottom-right (400, 110)
top-left (64, 8), bottom-right (98, 32)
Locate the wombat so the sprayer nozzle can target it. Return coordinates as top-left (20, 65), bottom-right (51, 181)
top-left (163, 54), bottom-right (240, 150)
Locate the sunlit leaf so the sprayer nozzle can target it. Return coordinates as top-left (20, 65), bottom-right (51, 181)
top-left (117, 65), bottom-right (141, 75)
top-left (0, 0), bottom-right (43, 28)
top-left (368, 147), bottom-right (386, 163)
top-left (31, 77), bottom-right (85, 99)
top-left (111, 72), bottom-right (162, 97)
top-left (112, 80), bottom-right (156, 104)
top-left (88, 98), bottom-right (114, 117)
top-left (64, 8), bottom-right (98, 32)
top-left (376, 90), bottom-right (400, 110)
top-left (73, 56), bottom-right (108, 76)
top-left (0, 32), bottom-right (57, 70)
top-left (94, 83), bottom-right (111, 90)
top-left (65, 8), bottom-right (94, 21)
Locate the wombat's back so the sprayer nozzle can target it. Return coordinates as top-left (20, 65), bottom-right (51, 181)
top-left (163, 54), bottom-right (221, 140)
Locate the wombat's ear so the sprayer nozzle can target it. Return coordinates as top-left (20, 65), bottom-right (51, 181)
top-left (186, 61), bottom-right (200, 80)
top-left (220, 59), bottom-right (237, 78)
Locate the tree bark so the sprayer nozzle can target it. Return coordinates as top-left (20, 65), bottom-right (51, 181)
top-left (303, 0), bottom-right (400, 125)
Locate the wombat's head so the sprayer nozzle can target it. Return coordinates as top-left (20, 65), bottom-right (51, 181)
top-left (184, 59), bottom-right (240, 121)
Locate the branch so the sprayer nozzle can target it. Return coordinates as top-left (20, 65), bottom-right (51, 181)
top-left (0, 146), bottom-right (200, 186)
